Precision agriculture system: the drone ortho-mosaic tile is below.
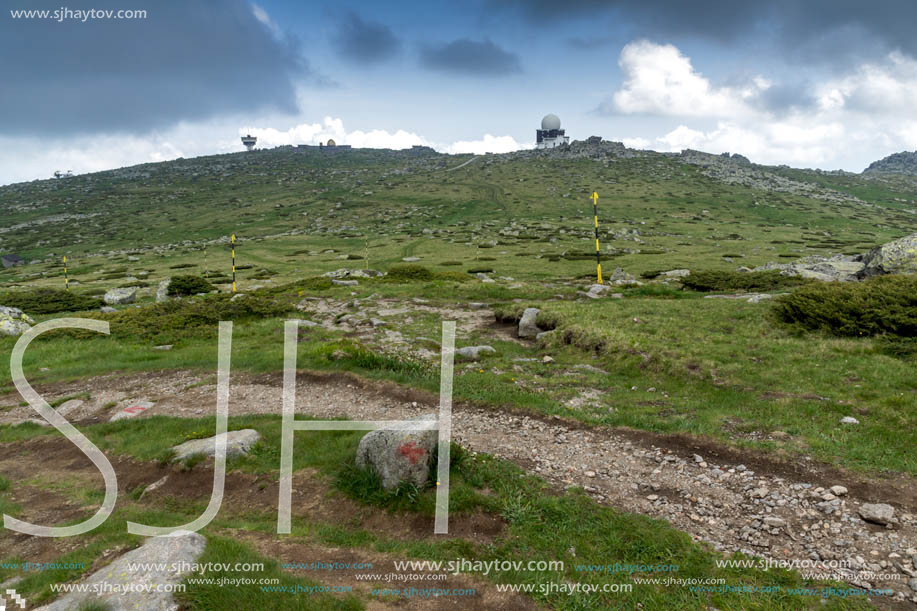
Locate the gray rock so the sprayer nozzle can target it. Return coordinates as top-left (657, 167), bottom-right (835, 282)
top-left (455, 345), bottom-right (496, 360)
top-left (859, 503), bottom-right (895, 525)
top-left (860, 232), bottom-right (917, 277)
top-left (171, 429), bottom-right (261, 462)
top-left (763, 516), bottom-right (786, 528)
top-left (370, 318), bottom-right (386, 328)
top-left (909, 577), bottom-right (917, 592)
top-left (104, 287), bottom-right (137, 305)
top-left (355, 414), bottom-right (437, 490)
top-left (402, 256), bottom-right (421, 262)
top-left (661, 269), bottom-right (690, 278)
top-left (153, 345), bottom-right (173, 351)
top-left (332, 279), bottom-right (359, 286)
top-left (230, 293), bottom-right (247, 301)
top-left (830, 485), bottom-right (848, 496)
top-left (518, 307), bottom-right (542, 338)
top-left (609, 268), bottom-right (638, 285)
top-left (840, 416), bottom-right (860, 425)
top-left (100, 306), bottom-right (117, 313)
top-left (35, 531), bottom-right (205, 611)
top-left (0, 305), bottom-right (34, 336)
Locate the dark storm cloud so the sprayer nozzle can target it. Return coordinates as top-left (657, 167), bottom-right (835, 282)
top-left (419, 38), bottom-right (521, 76)
top-left (331, 12), bottom-right (401, 64)
top-left (0, 0), bottom-right (313, 135)
top-left (489, 0), bottom-right (917, 61)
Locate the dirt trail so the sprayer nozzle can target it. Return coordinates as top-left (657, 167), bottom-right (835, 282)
top-left (2, 369), bottom-right (917, 606)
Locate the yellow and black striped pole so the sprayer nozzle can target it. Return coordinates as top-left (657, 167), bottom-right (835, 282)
top-left (231, 233), bottom-right (237, 293)
top-left (591, 191), bottom-right (603, 284)
top-left (63, 255), bottom-right (69, 291)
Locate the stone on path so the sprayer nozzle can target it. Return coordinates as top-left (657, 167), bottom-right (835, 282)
top-left (35, 531), bottom-right (205, 611)
top-left (356, 414), bottom-right (437, 491)
top-left (109, 401), bottom-right (154, 422)
top-left (56, 399), bottom-right (84, 418)
top-left (170, 429), bottom-right (261, 461)
top-left (859, 503), bottom-right (895, 525)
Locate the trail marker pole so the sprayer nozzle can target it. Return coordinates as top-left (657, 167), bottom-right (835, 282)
top-left (591, 191), bottom-right (603, 284)
top-left (231, 234), bottom-right (236, 293)
top-left (63, 256), bottom-right (69, 292)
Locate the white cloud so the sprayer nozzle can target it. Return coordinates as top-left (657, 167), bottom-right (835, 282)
top-left (251, 3), bottom-right (281, 37)
top-left (605, 40), bottom-right (917, 168)
top-left (608, 40), bottom-right (767, 118)
top-left (619, 136), bottom-right (650, 149)
top-left (655, 121), bottom-right (845, 165)
top-left (240, 117), bottom-right (430, 150)
top-left (442, 134), bottom-right (529, 154)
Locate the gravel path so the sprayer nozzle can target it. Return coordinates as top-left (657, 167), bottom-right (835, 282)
top-left (3, 369), bottom-right (916, 605)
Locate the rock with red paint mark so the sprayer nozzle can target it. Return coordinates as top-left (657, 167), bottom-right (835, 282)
top-left (109, 401), bottom-right (154, 422)
top-left (355, 414), bottom-right (437, 491)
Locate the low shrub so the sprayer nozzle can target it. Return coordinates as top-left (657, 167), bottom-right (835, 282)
top-left (167, 275), bottom-right (215, 296)
top-left (47, 294), bottom-right (292, 343)
top-left (681, 270), bottom-right (812, 292)
top-left (772, 275), bottom-right (917, 337)
top-left (0, 288), bottom-right (103, 314)
top-left (382, 264), bottom-right (470, 284)
top-left (385, 264), bottom-right (435, 282)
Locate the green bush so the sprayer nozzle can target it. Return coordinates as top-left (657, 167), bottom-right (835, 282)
top-left (167, 275), bottom-right (215, 296)
top-left (681, 270), bottom-right (812, 292)
top-left (49, 294), bottom-right (292, 343)
top-left (385, 264), bottom-right (435, 282)
top-left (772, 275), bottom-right (917, 337)
top-left (0, 288), bottom-right (103, 314)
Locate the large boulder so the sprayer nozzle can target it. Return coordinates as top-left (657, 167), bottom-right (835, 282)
top-left (0, 306), bottom-right (34, 337)
top-left (36, 531), bottom-right (205, 610)
top-left (518, 307), bottom-right (542, 338)
top-left (104, 287), bottom-right (137, 305)
top-left (356, 414), bottom-right (437, 490)
top-left (859, 232), bottom-right (917, 277)
top-left (171, 429), bottom-right (261, 461)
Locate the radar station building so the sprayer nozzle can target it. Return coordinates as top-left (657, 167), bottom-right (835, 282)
top-left (536, 114), bottom-right (569, 149)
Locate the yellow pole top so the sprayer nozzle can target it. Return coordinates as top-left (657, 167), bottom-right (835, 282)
top-left (591, 191), bottom-right (598, 203)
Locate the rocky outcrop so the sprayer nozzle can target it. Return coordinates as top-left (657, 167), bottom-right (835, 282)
top-left (858, 232), bottom-right (917, 277)
top-left (863, 151), bottom-right (917, 175)
top-left (753, 254), bottom-right (865, 282)
top-left (0, 306), bottom-right (34, 336)
top-left (355, 414), bottom-right (437, 490)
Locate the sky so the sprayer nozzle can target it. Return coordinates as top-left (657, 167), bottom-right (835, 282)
top-left (2, 0), bottom-right (917, 184)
